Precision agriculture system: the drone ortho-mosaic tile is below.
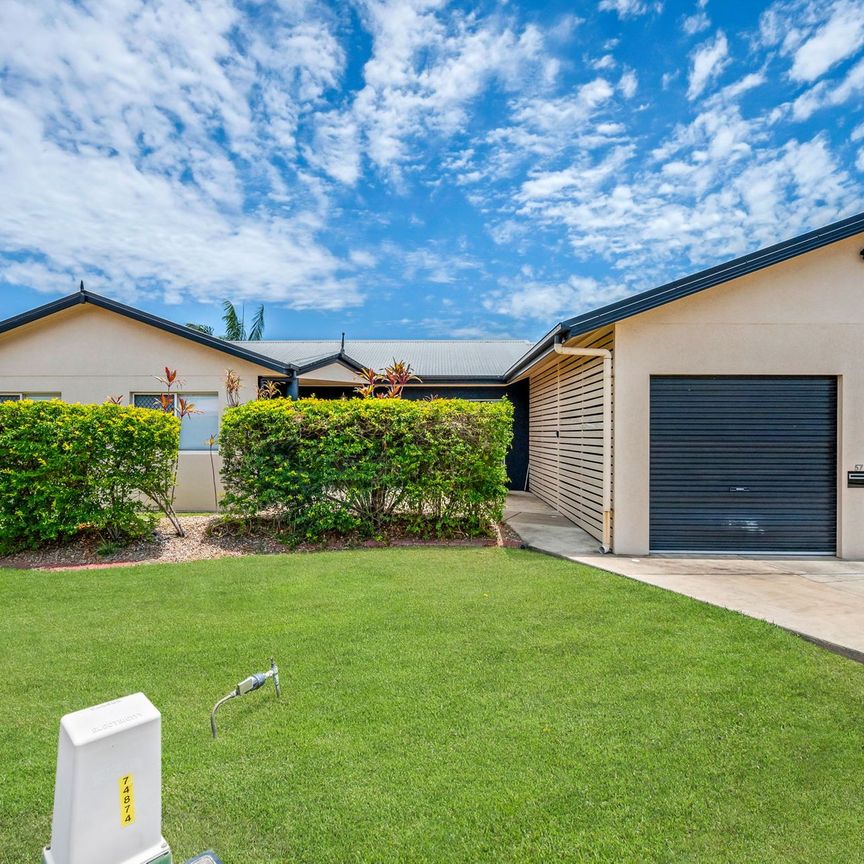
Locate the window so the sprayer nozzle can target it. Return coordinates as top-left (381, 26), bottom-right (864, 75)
top-left (133, 393), bottom-right (220, 451)
top-left (0, 393), bottom-right (61, 402)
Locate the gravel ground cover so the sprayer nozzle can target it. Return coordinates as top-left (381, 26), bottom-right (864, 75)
top-left (0, 516), bottom-right (520, 570)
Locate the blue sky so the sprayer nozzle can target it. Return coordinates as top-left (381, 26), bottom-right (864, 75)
top-left (0, 0), bottom-right (861, 342)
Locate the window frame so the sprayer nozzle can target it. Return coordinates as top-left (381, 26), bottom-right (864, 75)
top-left (0, 393), bottom-right (62, 401)
top-left (132, 392), bottom-right (220, 452)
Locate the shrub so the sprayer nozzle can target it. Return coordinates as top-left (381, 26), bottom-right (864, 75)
top-left (0, 400), bottom-right (179, 553)
top-left (219, 397), bottom-right (513, 540)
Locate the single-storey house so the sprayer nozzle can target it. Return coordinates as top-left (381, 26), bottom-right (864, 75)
top-left (2, 211), bottom-right (863, 558)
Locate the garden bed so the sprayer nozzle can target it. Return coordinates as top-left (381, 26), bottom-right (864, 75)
top-left (0, 516), bottom-right (522, 570)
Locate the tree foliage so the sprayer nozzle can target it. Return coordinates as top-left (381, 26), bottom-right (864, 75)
top-left (222, 300), bottom-right (265, 341)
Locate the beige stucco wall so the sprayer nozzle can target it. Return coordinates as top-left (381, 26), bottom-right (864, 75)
top-left (613, 234), bottom-right (864, 558)
top-left (0, 304), bottom-right (276, 510)
top-left (298, 361), bottom-right (364, 386)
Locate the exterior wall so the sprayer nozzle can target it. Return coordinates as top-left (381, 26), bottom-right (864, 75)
top-left (526, 326), bottom-right (613, 542)
top-left (613, 235), bottom-right (864, 559)
top-left (0, 304), bottom-right (275, 510)
top-left (300, 361), bottom-right (364, 385)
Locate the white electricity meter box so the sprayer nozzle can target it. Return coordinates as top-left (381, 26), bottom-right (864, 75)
top-left (43, 693), bottom-right (172, 864)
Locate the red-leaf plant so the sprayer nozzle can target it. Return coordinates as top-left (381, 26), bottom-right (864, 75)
top-left (143, 367), bottom-right (201, 537)
top-left (354, 361), bottom-right (421, 399)
top-left (353, 367), bottom-right (380, 399)
top-left (379, 359), bottom-right (421, 399)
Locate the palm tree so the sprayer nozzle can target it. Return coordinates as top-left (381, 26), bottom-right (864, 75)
top-left (222, 300), bottom-right (265, 341)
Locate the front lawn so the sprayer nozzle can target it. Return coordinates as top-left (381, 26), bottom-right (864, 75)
top-left (1, 548), bottom-right (862, 863)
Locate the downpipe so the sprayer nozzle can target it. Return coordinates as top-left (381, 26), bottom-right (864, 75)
top-left (552, 339), bottom-right (613, 554)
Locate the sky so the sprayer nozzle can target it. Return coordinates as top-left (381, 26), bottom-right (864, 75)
top-left (0, 0), bottom-right (862, 342)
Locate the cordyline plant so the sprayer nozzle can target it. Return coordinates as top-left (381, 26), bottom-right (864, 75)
top-left (354, 360), bottom-right (421, 399)
top-left (143, 367), bottom-right (200, 537)
top-left (258, 379), bottom-right (284, 400)
top-left (225, 369), bottom-right (242, 408)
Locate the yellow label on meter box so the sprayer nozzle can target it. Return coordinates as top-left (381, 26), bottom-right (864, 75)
top-left (119, 774), bottom-right (136, 827)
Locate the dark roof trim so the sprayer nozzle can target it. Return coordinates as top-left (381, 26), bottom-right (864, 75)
top-left (561, 211), bottom-right (864, 338)
top-left (295, 352), bottom-right (509, 383)
top-left (0, 289), bottom-right (296, 375)
top-left (296, 351), bottom-right (368, 375)
top-left (506, 211), bottom-right (864, 381)
top-left (503, 323), bottom-right (562, 380)
top-left (410, 375), bottom-right (508, 385)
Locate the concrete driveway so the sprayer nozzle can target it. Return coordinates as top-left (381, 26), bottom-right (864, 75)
top-left (505, 492), bottom-right (864, 661)
top-left (573, 553), bottom-right (864, 660)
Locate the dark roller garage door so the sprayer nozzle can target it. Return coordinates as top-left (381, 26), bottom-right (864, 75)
top-left (650, 376), bottom-right (837, 554)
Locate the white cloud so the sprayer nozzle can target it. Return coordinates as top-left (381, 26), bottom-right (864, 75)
top-left (0, 0), bottom-right (361, 309)
top-left (719, 72), bottom-right (767, 100)
top-left (349, 249), bottom-right (377, 267)
top-left (349, 1), bottom-right (546, 176)
top-left (687, 31), bottom-right (730, 99)
top-left (514, 79), bottom-right (616, 133)
top-left (792, 57), bottom-right (864, 119)
top-left (485, 275), bottom-right (629, 320)
top-left (619, 70), bottom-right (639, 98)
top-left (390, 246), bottom-right (481, 286)
top-left (305, 113), bottom-right (361, 185)
top-left (682, 1), bottom-right (711, 36)
top-left (598, 0), bottom-right (663, 19)
top-left (593, 54), bottom-right (617, 70)
top-left (789, 1), bottom-right (864, 81)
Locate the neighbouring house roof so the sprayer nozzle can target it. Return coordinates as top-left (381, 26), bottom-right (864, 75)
top-left (0, 288), bottom-right (295, 375)
top-left (505, 210), bottom-right (864, 380)
top-left (234, 339), bottom-right (534, 381)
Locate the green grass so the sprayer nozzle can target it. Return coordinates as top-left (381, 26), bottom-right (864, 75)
top-left (1, 548), bottom-right (863, 863)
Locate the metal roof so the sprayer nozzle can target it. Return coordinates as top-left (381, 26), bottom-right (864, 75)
top-left (505, 210), bottom-right (864, 380)
top-left (235, 339), bottom-right (533, 380)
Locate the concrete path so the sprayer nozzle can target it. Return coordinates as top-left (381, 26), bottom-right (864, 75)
top-left (504, 492), bottom-right (600, 557)
top-left (504, 492), bottom-right (864, 662)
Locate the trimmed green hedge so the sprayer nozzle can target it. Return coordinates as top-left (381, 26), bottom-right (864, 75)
top-left (0, 400), bottom-right (179, 553)
top-left (219, 398), bottom-right (513, 539)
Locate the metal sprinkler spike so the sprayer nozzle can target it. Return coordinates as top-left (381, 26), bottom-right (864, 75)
top-left (210, 658), bottom-right (280, 738)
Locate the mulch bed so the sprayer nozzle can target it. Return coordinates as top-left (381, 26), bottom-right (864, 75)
top-left (0, 515), bottom-right (524, 571)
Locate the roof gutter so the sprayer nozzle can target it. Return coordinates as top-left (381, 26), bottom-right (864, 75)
top-left (503, 322), bottom-right (563, 381)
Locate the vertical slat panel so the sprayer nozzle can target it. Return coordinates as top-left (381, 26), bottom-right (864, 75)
top-left (528, 327), bottom-right (613, 542)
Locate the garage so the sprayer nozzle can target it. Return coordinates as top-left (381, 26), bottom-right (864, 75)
top-left (649, 376), bottom-right (837, 554)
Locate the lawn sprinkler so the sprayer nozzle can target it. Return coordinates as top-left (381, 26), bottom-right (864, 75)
top-left (42, 693), bottom-right (223, 864)
top-left (210, 658), bottom-right (280, 739)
